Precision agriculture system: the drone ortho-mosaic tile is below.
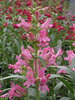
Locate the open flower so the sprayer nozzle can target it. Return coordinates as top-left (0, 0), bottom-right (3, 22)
top-left (38, 47), bottom-right (63, 67)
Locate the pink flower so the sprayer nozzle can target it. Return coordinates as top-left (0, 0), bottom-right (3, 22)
top-left (37, 67), bottom-right (50, 92)
top-left (64, 50), bottom-right (75, 65)
top-left (0, 82), bottom-right (26, 100)
top-left (0, 85), bottom-right (2, 93)
top-left (57, 69), bottom-right (66, 74)
top-left (73, 24), bottom-right (75, 31)
top-left (21, 46), bottom-right (32, 60)
top-left (27, 46), bottom-right (34, 52)
top-left (17, 17), bottom-right (32, 32)
top-left (48, 24), bottom-right (54, 28)
top-left (25, 32), bottom-right (35, 41)
top-left (38, 78), bottom-right (49, 93)
top-left (37, 67), bottom-right (46, 78)
top-left (37, 29), bottom-right (50, 47)
top-left (55, 49), bottom-right (63, 57)
top-left (40, 18), bottom-right (51, 29)
top-left (57, 66), bottom-right (66, 74)
top-left (38, 46), bottom-right (51, 61)
top-left (8, 55), bottom-right (28, 73)
top-left (0, 93), bottom-right (8, 98)
top-left (72, 42), bottom-right (75, 46)
top-left (72, 68), bottom-right (75, 71)
top-left (38, 47), bottom-right (62, 67)
top-left (23, 67), bottom-right (35, 88)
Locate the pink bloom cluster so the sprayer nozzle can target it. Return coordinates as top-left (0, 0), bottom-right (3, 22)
top-left (0, 82), bottom-right (26, 100)
top-left (38, 46), bottom-right (63, 67)
top-left (37, 67), bottom-right (50, 92)
top-left (17, 17), bottom-right (52, 47)
top-left (8, 44), bottom-right (63, 93)
top-left (0, 10), bottom-right (64, 99)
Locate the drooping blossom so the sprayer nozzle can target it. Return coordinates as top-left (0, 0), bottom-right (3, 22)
top-left (64, 50), bottom-right (75, 65)
top-left (38, 47), bottom-right (63, 67)
top-left (0, 82), bottom-right (26, 100)
top-left (64, 50), bottom-right (75, 71)
top-left (17, 17), bottom-right (32, 32)
top-left (8, 55), bottom-right (28, 73)
top-left (72, 42), bottom-right (75, 46)
top-left (25, 32), bottom-right (35, 41)
top-left (37, 29), bottom-right (50, 47)
top-left (21, 45), bottom-right (32, 60)
top-left (47, 48), bottom-right (63, 67)
top-left (72, 68), bottom-right (75, 71)
top-left (57, 66), bottom-right (66, 74)
top-left (37, 67), bottom-right (50, 92)
top-left (23, 67), bottom-right (35, 88)
top-left (40, 18), bottom-right (51, 29)
top-left (27, 46), bottom-right (34, 53)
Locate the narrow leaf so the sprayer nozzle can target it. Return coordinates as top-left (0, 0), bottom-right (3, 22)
top-left (0, 75), bottom-right (25, 81)
top-left (54, 82), bottom-right (64, 91)
top-left (71, 57), bottom-right (75, 68)
top-left (58, 78), bottom-right (74, 94)
top-left (37, 56), bottom-right (46, 68)
top-left (59, 97), bottom-right (70, 100)
top-left (50, 74), bottom-right (62, 79)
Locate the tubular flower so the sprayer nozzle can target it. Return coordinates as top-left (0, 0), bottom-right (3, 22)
top-left (0, 82), bottom-right (26, 100)
top-left (40, 18), bottom-right (51, 29)
top-left (37, 29), bottom-right (50, 47)
top-left (64, 50), bottom-right (75, 65)
top-left (23, 67), bottom-right (35, 88)
top-left (21, 45), bottom-right (32, 60)
top-left (38, 47), bottom-right (63, 67)
top-left (57, 66), bottom-right (66, 74)
top-left (17, 17), bottom-right (32, 32)
top-left (37, 67), bottom-right (50, 92)
top-left (64, 50), bottom-right (75, 71)
top-left (8, 55), bottom-right (28, 73)
top-left (72, 42), bottom-right (75, 46)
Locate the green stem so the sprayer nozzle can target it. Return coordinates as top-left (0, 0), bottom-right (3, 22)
top-left (34, 43), bottom-right (38, 77)
top-left (36, 86), bottom-right (39, 100)
top-left (26, 92), bottom-right (28, 100)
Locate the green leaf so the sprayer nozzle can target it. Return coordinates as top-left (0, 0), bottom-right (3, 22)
top-left (59, 97), bottom-right (70, 100)
top-left (37, 56), bottom-right (46, 68)
top-left (54, 82), bottom-right (64, 91)
top-left (49, 73), bottom-right (74, 94)
top-left (50, 74), bottom-right (62, 79)
top-left (3, 88), bottom-right (10, 92)
top-left (71, 57), bottom-right (75, 68)
top-left (51, 66), bottom-right (75, 82)
top-left (58, 78), bottom-right (74, 94)
top-left (13, 39), bottom-right (20, 53)
top-left (0, 75), bottom-right (26, 81)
